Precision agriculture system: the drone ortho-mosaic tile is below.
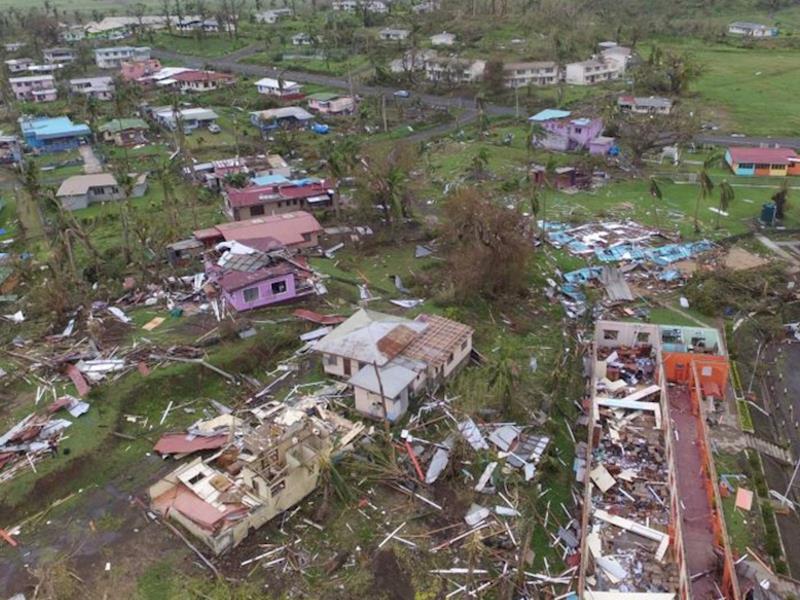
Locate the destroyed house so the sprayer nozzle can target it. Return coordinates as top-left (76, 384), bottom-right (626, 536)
top-left (150, 414), bottom-right (332, 555)
top-left (313, 309), bottom-right (473, 421)
top-left (578, 321), bottom-right (739, 600)
top-left (192, 211), bottom-right (322, 254)
top-left (249, 107), bottom-right (314, 133)
top-left (205, 247), bottom-right (316, 312)
top-left (223, 179), bottom-right (333, 220)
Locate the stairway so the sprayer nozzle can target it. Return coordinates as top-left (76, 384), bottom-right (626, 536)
top-left (744, 433), bottom-right (793, 463)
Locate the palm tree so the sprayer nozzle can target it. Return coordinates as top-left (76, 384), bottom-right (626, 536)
top-left (649, 176), bottom-right (663, 230)
top-left (694, 156), bottom-right (716, 233)
top-left (112, 165), bottom-right (134, 263)
top-left (772, 178), bottom-right (790, 220)
top-left (155, 158), bottom-right (179, 234)
top-left (716, 180), bottom-right (734, 229)
top-left (470, 147), bottom-right (490, 179)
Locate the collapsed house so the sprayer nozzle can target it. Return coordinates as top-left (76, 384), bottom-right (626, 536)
top-left (150, 410), bottom-right (333, 555)
top-left (204, 243), bottom-right (320, 312)
top-left (313, 309), bottom-right (473, 422)
top-left (167, 211), bottom-right (323, 266)
top-left (578, 321), bottom-right (739, 599)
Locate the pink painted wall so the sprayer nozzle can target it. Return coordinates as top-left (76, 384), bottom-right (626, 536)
top-left (223, 273), bottom-right (297, 312)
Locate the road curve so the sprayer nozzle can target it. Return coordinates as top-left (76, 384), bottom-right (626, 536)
top-left (151, 48), bottom-right (517, 118)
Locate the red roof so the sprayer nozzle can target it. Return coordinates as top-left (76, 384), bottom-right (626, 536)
top-left (728, 146), bottom-right (797, 165)
top-left (194, 211), bottom-right (322, 248)
top-left (225, 180), bottom-right (332, 209)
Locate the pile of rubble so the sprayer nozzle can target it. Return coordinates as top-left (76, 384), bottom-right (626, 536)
top-left (0, 395), bottom-right (90, 484)
top-left (541, 220), bottom-right (715, 318)
top-left (581, 344), bottom-right (679, 593)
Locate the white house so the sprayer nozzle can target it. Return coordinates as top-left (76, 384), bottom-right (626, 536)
top-left (43, 47), bottom-right (76, 64)
top-left (60, 25), bottom-right (86, 42)
top-left (254, 8), bottom-right (293, 23)
top-left (95, 46), bottom-right (151, 69)
top-left (332, 0), bottom-right (387, 13)
top-left (503, 61), bottom-right (560, 88)
top-left (424, 55), bottom-right (485, 84)
top-left (389, 49), bottom-right (436, 74)
top-left (430, 32), bottom-right (455, 47)
top-left (69, 76), bottom-right (115, 101)
top-left (153, 106), bottom-right (219, 133)
top-left (56, 173), bottom-right (148, 211)
top-left (291, 32), bottom-right (316, 46)
top-left (378, 28), bottom-right (410, 42)
top-left (728, 21), bottom-right (778, 37)
top-left (314, 309), bottom-right (473, 422)
top-left (255, 77), bottom-right (303, 98)
top-left (5, 58), bottom-right (34, 74)
top-left (617, 95), bottom-right (673, 115)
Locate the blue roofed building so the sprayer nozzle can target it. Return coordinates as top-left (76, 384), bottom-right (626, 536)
top-left (19, 116), bottom-right (91, 154)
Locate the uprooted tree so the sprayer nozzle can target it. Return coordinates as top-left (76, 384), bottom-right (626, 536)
top-left (439, 187), bottom-right (533, 300)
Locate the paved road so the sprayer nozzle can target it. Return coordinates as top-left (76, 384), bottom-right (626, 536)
top-left (154, 48), bottom-right (800, 147)
top-left (152, 48), bottom-right (517, 118)
top-left (695, 134), bottom-right (800, 149)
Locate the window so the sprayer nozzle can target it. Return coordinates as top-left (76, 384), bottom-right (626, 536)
top-left (448, 352), bottom-right (454, 364)
top-left (243, 287), bottom-right (259, 302)
top-left (636, 332), bottom-right (650, 343)
top-left (271, 280), bottom-right (287, 294)
top-left (250, 204), bottom-right (264, 216)
top-left (188, 472), bottom-right (205, 485)
top-left (603, 329), bottom-right (619, 341)
top-left (324, 354), bottom-right (338, 367)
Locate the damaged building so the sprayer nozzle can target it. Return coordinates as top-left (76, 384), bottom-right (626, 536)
top-left (313, 309), bottom-right (473, 422)
top-left (149, 410), bottom-right (333, 555)
top-left (578, 321), bottom-right (740, 600)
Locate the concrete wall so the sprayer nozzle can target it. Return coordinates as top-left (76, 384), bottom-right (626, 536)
top-left (354, 385), bottom-right (409, 422)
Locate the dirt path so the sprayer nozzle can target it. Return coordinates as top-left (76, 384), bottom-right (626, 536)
top-left (79, 145), bottom-right (102, 174)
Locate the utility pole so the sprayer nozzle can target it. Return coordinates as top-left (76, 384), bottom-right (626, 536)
top-left (381, 94), bottom-right (388, 132)
top-left (372, 361), bottom-right (395, 462)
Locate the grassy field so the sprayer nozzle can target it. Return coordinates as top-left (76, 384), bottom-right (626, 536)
top-left (650, 38), bottom-right (800, 136)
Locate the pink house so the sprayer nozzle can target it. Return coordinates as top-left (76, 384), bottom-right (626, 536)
top-left (529, 108), bottom-right (612, 155)
top-left (207, 251), bottom-right (316, 312)
top-left (9, 75), bottom-right (57, 102)
top-left (120, 59), bottom-right (162, 83)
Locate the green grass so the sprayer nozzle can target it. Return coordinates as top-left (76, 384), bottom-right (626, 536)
top-left (150, 31), bottom-right (255, 58)
top-left (652, 38), bottom-right (800, 135)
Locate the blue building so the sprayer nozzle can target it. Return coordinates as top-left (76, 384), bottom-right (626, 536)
top-left (19, 116), bottom-right (91, 154)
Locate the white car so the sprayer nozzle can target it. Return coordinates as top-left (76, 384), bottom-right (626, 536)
top-left (208, 123), bottom-right (221, 134)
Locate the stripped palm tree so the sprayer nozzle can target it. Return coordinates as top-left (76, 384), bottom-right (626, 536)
top-left (649, 176), bottom-right (664, 230)
top-left (693, 155), bottom-right (718, 233)
top-left (716, 180), bottom-right (734, 229)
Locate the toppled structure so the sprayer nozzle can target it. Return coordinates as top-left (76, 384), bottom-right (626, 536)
top-left (204, 242), bottom-right (321, 313)
top-left (313, 309), bottom-right (473, 422)
top-left (579, 321), bottom-right (740, 599)
top-left (150, 407), bottom-right (334, 555)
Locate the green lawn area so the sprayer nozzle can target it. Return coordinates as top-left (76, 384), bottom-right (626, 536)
top-left (244, 50), bottom-right (372, 77)
top-left (150, 31), bottom-right (255, 58)
top-left (651, 38), bottom-right (800, 136)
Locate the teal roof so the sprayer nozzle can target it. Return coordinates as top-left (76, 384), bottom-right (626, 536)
top-left (529, 109), bottom-right (571, 122)
top-left (20, 116), bottom-right (91, 140)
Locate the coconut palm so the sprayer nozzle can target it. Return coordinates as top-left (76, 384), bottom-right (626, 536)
top-left (693, 155), bottom-right (717, 233)
top-left (716, 180), bottom-right (734, 229)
